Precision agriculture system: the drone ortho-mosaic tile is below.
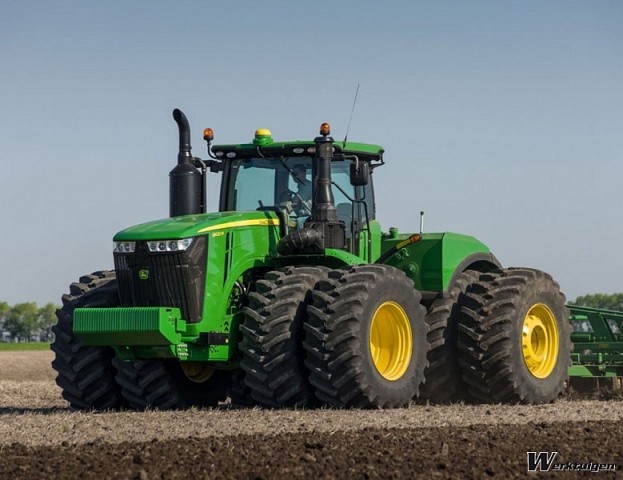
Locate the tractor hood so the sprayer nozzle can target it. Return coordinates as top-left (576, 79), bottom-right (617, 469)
top-left (113, 211), bottom-right (281, 241)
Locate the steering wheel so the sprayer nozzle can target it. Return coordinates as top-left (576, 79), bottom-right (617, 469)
top-left (279, 190), bottom-right (308, 213)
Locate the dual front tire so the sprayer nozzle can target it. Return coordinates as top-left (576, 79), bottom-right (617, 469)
top-left (238, 266), bottom-right (329, 408)
top-left (239, 264), bottom-right (429, 409)
top-left (51, 271), bottom-right (229, 411)
top-left (304, 265), bottom-right (428, 408)
top-left (113, 359), bottom-right (229, 410)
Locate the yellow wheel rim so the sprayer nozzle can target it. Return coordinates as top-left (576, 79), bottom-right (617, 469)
top-left (180, 362), bottom-right (215, 383)
top-left (369, 301), bottom-right (413, 381)
top-left (522, 304), bottom-right (559, 379)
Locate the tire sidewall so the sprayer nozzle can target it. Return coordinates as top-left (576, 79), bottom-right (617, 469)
top-left (508, 277), bottom-right (570, 403)
top-left (358, 273), bottom-right (428, 404)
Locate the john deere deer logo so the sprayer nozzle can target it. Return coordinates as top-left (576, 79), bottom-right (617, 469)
top-left (139, 269), bottom-right (149, 280)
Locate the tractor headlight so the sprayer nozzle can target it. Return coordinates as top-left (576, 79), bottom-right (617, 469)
top-left (147, 237), bottom-right (194, 253)
top-left (113, 241), bottom-right (136, 253)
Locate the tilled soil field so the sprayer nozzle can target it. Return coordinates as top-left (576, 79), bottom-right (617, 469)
top-left (1, 351), bottom-right (622, 479)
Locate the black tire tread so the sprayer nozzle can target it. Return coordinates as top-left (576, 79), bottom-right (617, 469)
top-left (239, 266), bottom-right (328, 408)
top-left (458, 267), bottom-right (570, 404)
top-left (304, 264), bottom-right (428, 409)
top-left (113, 358), bottom-right (229, 410)
top-left (419, 270), bottom-right (480, 403)
top-left (50, 270), bottom-right (125, 410)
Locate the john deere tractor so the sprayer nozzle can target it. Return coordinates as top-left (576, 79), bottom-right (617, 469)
top-left (51, 109), bottom-right (571, 410)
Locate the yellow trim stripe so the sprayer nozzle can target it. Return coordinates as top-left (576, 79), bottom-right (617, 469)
top-left (197, 218), bottom-right (280, 234)
top-left (395, 239), bottom-right (412, 250)
top-left (395, 234), bottom-right (422, 250)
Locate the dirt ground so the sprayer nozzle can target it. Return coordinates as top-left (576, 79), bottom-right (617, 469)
top-left (1, 351), bottom-right (622, 479)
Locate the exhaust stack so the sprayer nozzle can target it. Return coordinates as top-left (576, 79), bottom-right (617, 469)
top-left (170, 108), bottom-right (202, 217)
top-left (305, 123), bottom-right (345, 250)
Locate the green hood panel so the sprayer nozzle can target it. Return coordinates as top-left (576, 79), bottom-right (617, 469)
top-left (113, 211), bottom-right (280, 241)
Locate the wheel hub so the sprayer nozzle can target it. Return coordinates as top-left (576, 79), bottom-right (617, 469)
top-left (521, 304), bottom-right (559, 379)
top-left (180, 362), bottom-right (215, 383)
top-left (369, 301), bottom-right (413, 381)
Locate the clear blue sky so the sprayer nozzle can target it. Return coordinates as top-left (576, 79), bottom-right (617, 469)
top-left (1, 1), bottom-right (621, 305)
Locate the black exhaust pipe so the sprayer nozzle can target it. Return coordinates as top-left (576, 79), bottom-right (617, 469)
top-left (311, 130), bottom-right (339, 223)
top-left (277, 123), bottom-right (346, 255)
top-left (170, 108), bottom-right (202, 217)
top-left (299, 124), bottom-right (345, 251)
top-left (173, 108), bottom-right (193, 165)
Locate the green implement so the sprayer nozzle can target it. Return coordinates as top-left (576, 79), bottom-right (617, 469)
top-left (568, 305), bottom-right (623, 379)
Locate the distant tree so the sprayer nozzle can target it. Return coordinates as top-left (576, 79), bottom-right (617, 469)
top-left (572, 293), bottom-right (623, 312)
top-left (37, 303), bottom-right (58, 342)
top-left (0, 302), bottom-right (59, 342)
top-left (0, 301), bottom-right (9, 339)
top-left (0, 301), bottom-right (60, 342)
top-left (4, 302), bottom-right (39, 342)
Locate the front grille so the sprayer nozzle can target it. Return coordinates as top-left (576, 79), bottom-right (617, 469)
top-left (114, 237), bottom-right (207, 323)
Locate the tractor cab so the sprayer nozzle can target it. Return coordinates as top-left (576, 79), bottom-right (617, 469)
top-left (208, 127), bottom-right (384, 259)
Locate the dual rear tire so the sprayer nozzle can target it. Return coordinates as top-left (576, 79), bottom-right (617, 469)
top-left (419, 270), bottom-right (480, 403)
top-left (458, 268), bottom-right (570, 404)
top-left (420, 267), bottom-right (569, 405)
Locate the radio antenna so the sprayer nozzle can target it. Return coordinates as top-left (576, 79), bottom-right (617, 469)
top-left (343, 83), bottom-right (360, 145)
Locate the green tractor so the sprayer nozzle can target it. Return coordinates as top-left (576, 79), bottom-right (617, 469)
top-left (51, 109), bottom-right (571, 410)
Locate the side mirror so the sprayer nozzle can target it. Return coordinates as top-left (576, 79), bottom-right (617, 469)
top-left (350, 161), bottom-right (370, 186)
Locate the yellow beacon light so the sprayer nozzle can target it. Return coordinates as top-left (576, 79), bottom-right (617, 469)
top-left (319, 122), bottom-right (331, 136)
top-left (253, 128), bottom-right (274, 146)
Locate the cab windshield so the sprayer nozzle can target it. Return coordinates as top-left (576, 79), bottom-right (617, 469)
top-left (227, 157), bottom-right (314, 212)
top-left (223, 155), bottom-right (374, 248)
top-left (225, 156), bottom-right (372, 212)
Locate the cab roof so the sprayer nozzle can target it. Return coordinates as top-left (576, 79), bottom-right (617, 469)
top-left (211, 140), bottom-right (384, 162)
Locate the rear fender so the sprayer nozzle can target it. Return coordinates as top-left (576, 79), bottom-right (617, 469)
top-left (379, 232), bottom-right (501, 299)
